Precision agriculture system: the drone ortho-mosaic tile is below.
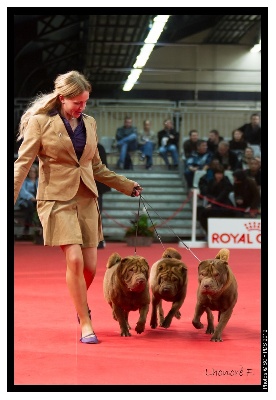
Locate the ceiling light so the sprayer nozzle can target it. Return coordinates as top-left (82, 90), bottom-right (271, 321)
top-left (133, 44), bottom-right (155, 69)
top-left (250, 39), bottom-right (261, 53)
top-left (123, 15), bottom-right (170, 91)
top-left (122, 69), bottom-right (142, 92)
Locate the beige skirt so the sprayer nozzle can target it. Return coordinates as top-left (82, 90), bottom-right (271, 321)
top-left (36, 180), bottom-right (103, 247)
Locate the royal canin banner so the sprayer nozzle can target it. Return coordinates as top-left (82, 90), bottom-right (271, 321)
top-left (207, 219), bottom-right (261, 249)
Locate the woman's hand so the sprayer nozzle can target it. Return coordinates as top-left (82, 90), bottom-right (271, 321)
top-left (131, 182), bottom-right (143, 197)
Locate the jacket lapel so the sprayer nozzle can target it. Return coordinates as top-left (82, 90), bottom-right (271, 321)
top-left (80, 116), bottom-right (94, 162)
top-left (50, 115), bottom-right (78, 162)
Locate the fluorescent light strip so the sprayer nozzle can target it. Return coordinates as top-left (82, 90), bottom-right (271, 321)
top-left (250, 40), bottom-right (261, 53)
top-left (123, 15), bottom-right (170, 91)
top-left (133, 44), bottom-right (155, 69)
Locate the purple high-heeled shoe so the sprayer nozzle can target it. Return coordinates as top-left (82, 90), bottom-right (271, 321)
top-left (79, 333), bottom-right (99, 344)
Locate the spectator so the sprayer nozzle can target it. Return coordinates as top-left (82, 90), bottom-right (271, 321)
top-left (16, 164), bottom-right (39, 236)
top-left (138, 120), bottom-right (157, 170)
top-left (157, 119), bottom-right (179, 169)
top-left (198, 159), bottom-right (223, 192)
top-left (184, 140), bottom-right (212, 188)
top-left (241, 146), bottom-right (255, 170)
top-left (183, 129), bottom-right (199, 159)
top-left (206, 129), bottom-right (224, 154)
top-left (212, 140), bottom-right (240, 171)
top-left (228, 128), bottom-right (248, 162)
top-left (114, 116), bottom-right (138, 170)
top-left (238, 113), bottom-right (261, 146)
top-left (244, 157), bottom-right (261, 191)
top-left (197, 165), bottom-right (235, 235)
top-left (96, 143), bottom-right (111, 249)
top-left (232, 169), bottom-right (261, 217)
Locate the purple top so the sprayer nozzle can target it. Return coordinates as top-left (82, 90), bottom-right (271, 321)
top-left (49, 109), bottom-right (86, 160)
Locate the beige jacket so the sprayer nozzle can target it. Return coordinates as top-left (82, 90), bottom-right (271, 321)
top-left (14, 113), bottom-right (135, 203)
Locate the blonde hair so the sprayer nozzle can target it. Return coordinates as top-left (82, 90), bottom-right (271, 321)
top-left (17, 70), bottom-right (92, 140)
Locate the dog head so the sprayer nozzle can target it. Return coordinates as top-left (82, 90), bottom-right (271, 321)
top-left (115, 255), bottom-right (150, 293)
top-left (154, 257), bottom-right (187, 300)
top-left (197, 258), bottom-right (231, 296)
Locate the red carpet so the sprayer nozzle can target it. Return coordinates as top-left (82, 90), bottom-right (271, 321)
top-left (11, 241), bottom-right (264, 391)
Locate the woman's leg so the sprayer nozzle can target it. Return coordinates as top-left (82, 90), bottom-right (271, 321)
top-left (82, 247), bottom-right (97, 290)
top-left (61, 244), bottom-right (96, 338)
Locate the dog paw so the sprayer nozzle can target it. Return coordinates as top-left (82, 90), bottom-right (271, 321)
top-left (205, 325), bottom-right (215, 334)
top-left (150, 317), bottom-right (158, 329)
top-left (135, 322), bottom-right (145, 334)
top-left (210, 336), bottom-right (223, 342)
top-left (192, 320), bottom-right (204, 329)
top-left (161, 317), bottom-right (172, 328)
top-left (175, 310), bottom-right (181, 319)
top-left (120, 330), bottom-right (131, 337)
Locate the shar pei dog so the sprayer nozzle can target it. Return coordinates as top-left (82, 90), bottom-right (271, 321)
top-left (103, 252), bottom-right (150, 337)
top-left (149, 247), bottom-right (188, 329)
top-left (192, 248), bottom-right (238, 342)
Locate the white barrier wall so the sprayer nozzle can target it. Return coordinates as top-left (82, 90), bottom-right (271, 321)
top-left (208, 218), bottom-right (261, 249)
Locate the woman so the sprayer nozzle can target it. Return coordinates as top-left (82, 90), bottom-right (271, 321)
top-left (14, 70), bottom-right (143, 344)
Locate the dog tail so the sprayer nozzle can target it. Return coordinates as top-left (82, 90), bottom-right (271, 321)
top-left (162, 247), bottom-right (182, 260)
top-left (106, 252), bottom-right (121, 269)
top-left (215, 248), bottom-right (230, 262)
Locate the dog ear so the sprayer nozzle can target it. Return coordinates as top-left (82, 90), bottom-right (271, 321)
top-left (157, 261), bottom-right (165, 272)
top-left (178, 262), bottom-right (187, 273)
top-left (177, 263), bottom-right (188, 279)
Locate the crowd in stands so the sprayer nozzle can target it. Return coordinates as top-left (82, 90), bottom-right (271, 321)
top-left (111, 113), bottom-right (261, 179)
top-left (110, 113), bottom-right (261, 234)
top-left (181, 112), bottom-right (261, 235)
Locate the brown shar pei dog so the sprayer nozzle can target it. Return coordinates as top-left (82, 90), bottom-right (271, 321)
top-left (103, 252), bottom-right (150, 337)
top-left (149, 247), bottom-right (188, 329)
top-left (192, 248), bottom-right (238, 342)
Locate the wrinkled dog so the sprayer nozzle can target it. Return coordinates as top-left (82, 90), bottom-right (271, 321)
top-left (192, 248), bottom-right (238, 342)
top-left (103, 252), bottom-right (150, 336)
top-left (149, 247), bottom-right (188, 329)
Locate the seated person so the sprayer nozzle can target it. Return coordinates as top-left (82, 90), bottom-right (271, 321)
top-left (244, 157), bottom-right (261, 192)
top-left (232, 169), bottom-right (261, 217)
top-left (238, 113), bottom-right (261, 146)
top-left (228, 128), bottom-right (248, 162)
top-left (198, 159), bottom-right (223, 187)
top-left (157, 119), bottom-right (179, 169)
top-left (206, 129), bottom-right (224, 154)
top-left (212, 140), bottom-right (240, 171)
top-left (183, 129), bottom-right (199, 159)
top-left (184, 140), bottom-right (213, 188)
top-left (16, 164), bottom-right (39, 235)
top-left (138, 119), bottom-right (156, 170)
top-left (241, 146), bottom-right (255, 170)
top-left (197, 165), bottom-right (235, 234)
top-left (115, 116), bottom-right (138, 170)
